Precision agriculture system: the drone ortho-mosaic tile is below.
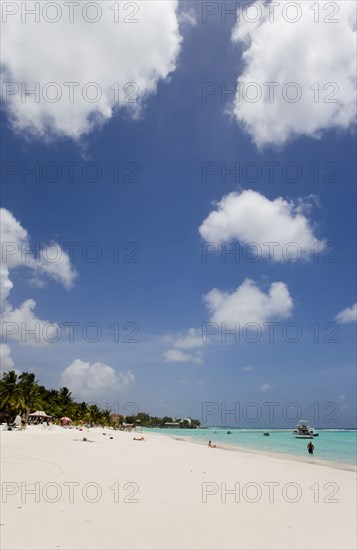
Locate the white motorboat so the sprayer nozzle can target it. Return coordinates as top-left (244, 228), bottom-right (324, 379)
top-left (293, 420), bottom-right (319, 439)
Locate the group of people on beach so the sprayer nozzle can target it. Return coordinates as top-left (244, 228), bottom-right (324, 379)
top-left (5, 417), bottom-right (51, 431)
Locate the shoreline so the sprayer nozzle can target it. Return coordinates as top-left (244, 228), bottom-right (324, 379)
top-left (151, 430), bottom-right (357, 473)
top-left (2, 425), bottom-right (356, 549)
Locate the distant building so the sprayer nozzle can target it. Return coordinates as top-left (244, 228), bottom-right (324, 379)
top-left (164, 418), bottom-right (193, 428)
top-left (181, 418), bottom-right (192, 426)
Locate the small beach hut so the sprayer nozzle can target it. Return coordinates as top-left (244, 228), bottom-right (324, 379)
top-left (28, 411), bottom-right (51, 424)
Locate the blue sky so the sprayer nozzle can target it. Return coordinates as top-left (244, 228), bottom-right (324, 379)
top-left (1, 1), bottom-right (356, 427)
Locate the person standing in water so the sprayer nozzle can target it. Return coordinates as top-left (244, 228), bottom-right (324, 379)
top-left (307, 441), bottom-right (314, 455)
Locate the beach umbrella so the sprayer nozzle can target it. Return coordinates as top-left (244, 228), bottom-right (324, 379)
top-left (60, 417), bottom-right (72, 426)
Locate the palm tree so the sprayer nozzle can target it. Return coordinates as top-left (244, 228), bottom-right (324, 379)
top-left (0, 371), bottom-right (25, 415)
top-left (100, 408), bottom-right (112, 428)
top-left (19, 372), bottom-right (40, 426)
top-left (74, 401), bottom-right (88, 423)
top-left (58, 387), bottom-right (72, 410)
top-left (87, 404), bottom-right (101, 426)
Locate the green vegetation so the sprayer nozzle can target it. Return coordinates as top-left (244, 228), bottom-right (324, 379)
top-left (0, 370), bottom-right (118, 427)
top-left (0, 371), bottom-right (200, 428)
top-left (126, 412), bottom-right (200, 428)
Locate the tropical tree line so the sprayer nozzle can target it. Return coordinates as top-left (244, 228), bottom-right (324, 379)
top-left (125, 412), bottom-right (201, 429)
top-left (0, 371), bottom-right (201, 428)
top-left (0, 371), bottom-right (113, 427)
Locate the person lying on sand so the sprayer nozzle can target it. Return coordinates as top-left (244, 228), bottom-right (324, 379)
top-left (208, 440), bottom-right (216, 448)
top-left (133, 437), bottom-right (145, 441)
top-left (74, 437), bottom-right (94, 443)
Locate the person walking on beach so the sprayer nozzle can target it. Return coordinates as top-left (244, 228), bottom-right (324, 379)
top-left (307, 441), bottom-right (314, 455)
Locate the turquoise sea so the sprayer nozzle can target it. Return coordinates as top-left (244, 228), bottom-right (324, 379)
top-left (143, 427), bottom-right (357, 468)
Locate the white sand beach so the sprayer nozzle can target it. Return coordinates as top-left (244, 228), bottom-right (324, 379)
top-left (1, 425), bottom-right (356, 550)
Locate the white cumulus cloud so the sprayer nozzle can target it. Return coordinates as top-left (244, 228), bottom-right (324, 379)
top-left (204, 278), bottom-right (293, 327)
top-left (1, 0), bottom-right (183, 140)
top-left (163, 348), bottom-right (203, 365)
top-left (335, 304), bottom-right (357, 324)
top-left (33, 243), bottom-right (77, 290)
top-left (1, 299), bottom-right (59, 347)
top-left (1, 208), bottom-right (76, 296)
top-left (0, 208), bottom-right (76, 346)
top-left (259, 384), bottom-right (272, 392)
top-left (199, 190), bottom-right (323, 262)
top-left (0, 343), bottom-right (15, 372)
top-left (174, 328), bottom-right (203, 350)
top-left (61, 359), bottom-right (135, 401)
top-left (178, 8), bottom-right (197, 27)
top-left (231, 0), bottom-right (356, 147)
top-left (163, 328), bottom-right (204, 364)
